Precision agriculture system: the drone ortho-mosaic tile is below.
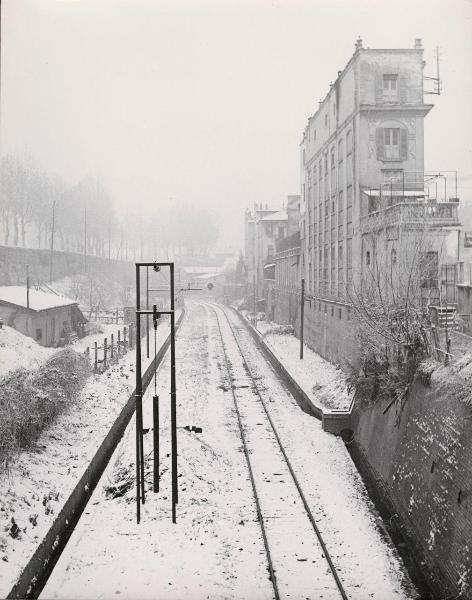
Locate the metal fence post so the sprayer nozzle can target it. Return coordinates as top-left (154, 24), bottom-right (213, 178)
top-left (110, 333), bottom-right (114, 360)
top-left (103, 337), bottom-right (108, 370)
top-left (94, 341), bottom-right (98, 372)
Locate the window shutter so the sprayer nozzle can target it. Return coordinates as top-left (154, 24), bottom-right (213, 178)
top-left (398, 72), bottom-right (407, 104)
top-left (376, 128), bottom-right (384, 160)
top-left (375, 73), bottom-right (383, 104)
top-left (400, 129), bottom-right (408, 160)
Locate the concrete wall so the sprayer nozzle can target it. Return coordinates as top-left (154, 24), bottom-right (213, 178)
top-left (351, 376), bottom-right (472, 598)
top-left (273, 287), bottom-right (358, 368)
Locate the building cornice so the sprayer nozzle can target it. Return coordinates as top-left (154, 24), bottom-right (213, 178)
top-left (359, 103), bottom-right (433, 116)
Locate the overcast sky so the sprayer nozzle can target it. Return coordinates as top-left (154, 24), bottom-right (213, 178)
top-left (1, 0), bottom-right (472, 251)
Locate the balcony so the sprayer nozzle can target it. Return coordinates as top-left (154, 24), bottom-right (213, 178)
top-left (361, 199), bottom-right (460, 233)
top-left (361, 171), bottom-right (460, 233)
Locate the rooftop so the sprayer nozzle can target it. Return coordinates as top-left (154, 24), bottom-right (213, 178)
top-left (0, 286), bottom-right (78, 312)
top-left (260, 210), bottom-right (288, 222)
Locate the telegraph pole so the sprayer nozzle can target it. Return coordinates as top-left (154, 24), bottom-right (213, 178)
top-left (49, 200), bottom-right (56, 283)
top-left (84, 206), bottom-right (87, 273)
top-left (300, 278), bottom-right (305, 359)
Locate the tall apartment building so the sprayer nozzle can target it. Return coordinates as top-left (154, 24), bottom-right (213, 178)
top-left (299, 38), bottom-right (460, 364)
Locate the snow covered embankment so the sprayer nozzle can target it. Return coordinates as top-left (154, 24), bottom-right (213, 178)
top-left (250, 317), bottom-right (352, 411)
top-left (0, 318), bottom-right (174, 598)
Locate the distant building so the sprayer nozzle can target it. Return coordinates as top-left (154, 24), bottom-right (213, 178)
top-left (244, 196), bottom-right (300, 312)
top-left (297, 38), bottom-right (460, 364)
top-left (0, 286), bottom-right (87, 347)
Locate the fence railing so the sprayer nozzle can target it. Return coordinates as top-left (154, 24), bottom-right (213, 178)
top-left (86, 309), bottom-right (125, 325)
top-left (83, 323), bottom-right (136, 373)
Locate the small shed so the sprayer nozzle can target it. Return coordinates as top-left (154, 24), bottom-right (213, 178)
top-left (0, 286), bottom-right (87, 347)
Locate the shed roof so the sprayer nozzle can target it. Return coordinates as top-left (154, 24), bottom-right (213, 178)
top-left (0, 286), bottom-right (78, 312)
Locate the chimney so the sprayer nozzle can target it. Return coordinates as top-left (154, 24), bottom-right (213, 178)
top-left (414, 38), bottom-right (423, 49)
top-left (355, 37), bottom-right (363, 51)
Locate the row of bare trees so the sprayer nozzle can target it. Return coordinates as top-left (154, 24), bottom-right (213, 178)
top-left (0, 154), bottom-right (219, 260)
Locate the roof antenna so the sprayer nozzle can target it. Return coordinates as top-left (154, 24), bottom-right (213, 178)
top-left (424, 45), bottom-right (441, 95)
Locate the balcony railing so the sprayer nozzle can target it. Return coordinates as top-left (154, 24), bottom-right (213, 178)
top-left (361, 199), bottom-right (460, 232)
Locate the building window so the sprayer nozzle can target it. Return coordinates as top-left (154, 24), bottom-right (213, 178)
top-left (346, 130), bottom-right (352, 154)
top-left (383, 74), bottom-right (398, 102)
top-left (267, 245), bottom-right (274, 257)
top-left (384, 128), bottom-right (400, 160)
top-left (366, 250), bottom-right (371, 266)
top-left (391, 248), bottom-right (397, 266)
top-left (377, 127), bottom-right (407, 161)
top-left (338, 308), bottom-right (342, 320)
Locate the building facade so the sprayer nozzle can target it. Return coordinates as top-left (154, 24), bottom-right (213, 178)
top-left (296, 38), bottom-right (460, 365)
top-left (244, 196), bottom-right (300, 313)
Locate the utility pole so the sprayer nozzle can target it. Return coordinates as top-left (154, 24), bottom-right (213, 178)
top-left (146, 266), bottom-right (150, 358)
top-left (253, 273), bottom-right (257, 328)
top-left (84, 205), bottom-right (87, 273)
top-left (108, 219), bottom-right (111, 262)
top-left (26, 264), bottom-right (30, 335)
top-left (49, 200), bottom-right (56, 283)
top-left (300, 278), bottom-right (305, 359)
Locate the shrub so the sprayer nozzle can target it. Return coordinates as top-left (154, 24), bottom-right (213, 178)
top-left (0, 349), bottom-right (90, 470)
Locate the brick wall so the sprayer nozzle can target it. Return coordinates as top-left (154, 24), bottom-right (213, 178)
top-left (351, 376), bottom-right (472, 598)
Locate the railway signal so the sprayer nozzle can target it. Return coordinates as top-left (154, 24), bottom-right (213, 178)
top-left (134, 262), bottom-right (178, 524)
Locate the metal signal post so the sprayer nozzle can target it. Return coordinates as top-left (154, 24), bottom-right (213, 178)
top-left (135, 262), bottom-right (178, 524)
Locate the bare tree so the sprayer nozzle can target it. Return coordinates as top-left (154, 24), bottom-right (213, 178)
top-left (346, 227), bottom-right (447, 403)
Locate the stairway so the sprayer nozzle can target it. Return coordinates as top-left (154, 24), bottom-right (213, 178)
top-left (431, 305), bottom-right (458, 330)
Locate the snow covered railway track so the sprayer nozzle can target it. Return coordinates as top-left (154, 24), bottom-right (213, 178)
top-left (210, 303), bottom-right (348, 600)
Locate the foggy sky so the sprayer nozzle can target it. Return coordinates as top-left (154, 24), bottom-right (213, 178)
top-left (1, 0), bottom-right (472, 251)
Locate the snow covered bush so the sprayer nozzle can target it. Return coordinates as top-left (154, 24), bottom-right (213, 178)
top-left (0, 348), bottom-right (90, 470)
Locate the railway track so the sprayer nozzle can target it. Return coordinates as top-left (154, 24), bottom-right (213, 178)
top-left (211, 302), bottom-right (349, 600)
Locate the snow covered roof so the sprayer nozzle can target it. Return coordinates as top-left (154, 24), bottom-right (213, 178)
top-left (260, 210), bottom-right (288, 222)
top-left (0, 286), bottom-right (78, 312)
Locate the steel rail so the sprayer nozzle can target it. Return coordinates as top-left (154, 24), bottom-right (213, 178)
top-left (211, 302), bottom-right (349, 600)
top-left (211, 305), bottom-right (280, 600)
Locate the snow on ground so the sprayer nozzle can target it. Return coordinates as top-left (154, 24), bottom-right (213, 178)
top-left (42, 302), bottom-right (271, 600)
top-left (0, 318), bottom-right (174, 597)
top-left (253, 316), bottom-right (352, 411)
top-left (41, 301), bottom-right (415, 600)
top-left (0, 325), bottom-right (54, 378)
top-left (0, 319), bottom-right (145, 378)
top-left (227, 308), bottom-right (416, 599)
